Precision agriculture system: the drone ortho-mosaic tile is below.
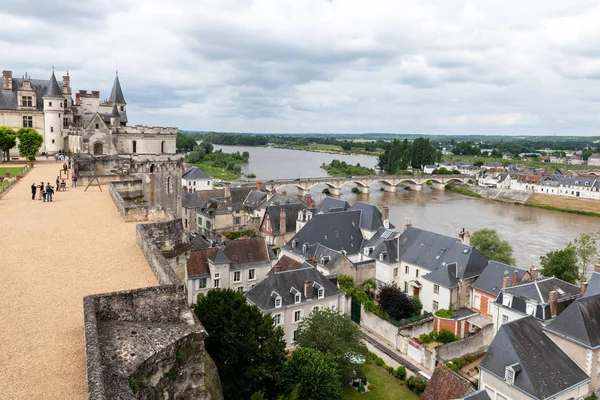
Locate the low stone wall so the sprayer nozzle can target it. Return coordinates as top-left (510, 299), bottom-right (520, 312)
top-left (136, 224), bottom-right (182, 285)
top-left (436, 324), bottom-right (493, 362)
top-left (468, 185), bottom-right (531, 203)
top-left (109, 181), bottom-right (170, 222)
top-left (397, 317), bottom-right (434, 354)
top-left (360, 305), bottom-right (399, 347)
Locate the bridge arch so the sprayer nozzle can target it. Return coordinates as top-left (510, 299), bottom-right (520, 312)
top-left (337, 180), bottom-right (369, 189)
top-left (394, 178), bottom-right (420, 186)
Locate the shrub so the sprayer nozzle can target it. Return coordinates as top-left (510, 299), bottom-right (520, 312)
top-left (411, 296), bottom-right (423, 315)
top-left (434, 308), bottom-right (455, 318)
top-left (406, 376), bottom-right (428, 395)
top-left (351, 187), bottom-right (360, 194)
top-left (396, 366), bottom-right (406, 380)
top-left (338, 275), bottom-right (355, 291)
top-left (437, 329), bottom-right (459, 344)
top-left (378, 283), bottom-right (416, 320)
top-left (384, 365), bottom-right (395, 375)
top-left (452, 358), bottom-right (464, 369)
top-left (419, 333), bottom-right (433, 345)
top-left (585, 393), bottom-right (598, 400)
top-left (375, 358), bottom-right (384, 367)
top-left (465, 355), bottom-right (473, 364)
top-left (447, 362), bottom-right (459, 373)
top-left (358, 381), bottom-right (365, 393)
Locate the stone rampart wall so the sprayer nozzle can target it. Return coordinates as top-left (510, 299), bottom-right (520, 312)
top-left (136, 224), bottom-right (182, 285)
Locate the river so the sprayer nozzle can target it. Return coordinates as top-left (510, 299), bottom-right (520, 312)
top-left (213, 144), bottom-right (599, 270)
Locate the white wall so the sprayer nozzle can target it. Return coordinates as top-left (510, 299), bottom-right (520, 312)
top-left (420, 279), bottom-right (452, 313)
top-left (183, 177), bottom-right (212, 192)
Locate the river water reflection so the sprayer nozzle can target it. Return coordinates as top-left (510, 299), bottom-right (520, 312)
top-left (213, 144), bottom-right (599, 269)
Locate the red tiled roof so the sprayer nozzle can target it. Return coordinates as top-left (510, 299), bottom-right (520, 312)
top-left (187, 248), bottom-right (216, 277)
top-left (421, 364), bottom-right (474, 400)
top-left (272, 255), bottom-right (304, 272)
top-left (224, 238), bottom-right (271, 265)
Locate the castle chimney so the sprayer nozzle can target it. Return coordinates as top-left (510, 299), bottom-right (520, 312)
top-left (512, 270), bottom-right (519, 286)
top-left (304, 279), bottom-right (312, 299)
top-left (257, 180), bottom-right (262, 192)
top-left (305, 194), bottom-right (313, 208)
top-left (529, 265), bottom-right (538, 280)
top-left (382, 205), bottom-right (389, 229)
top-left (224, 184), bottom-right (230, 199)
top-left (3, 70), bottom-right (12, 91)
top-left (595, 264), bottom-right (600, 274)
top-left (503, 271), bottom-right (510, 288)
top-left (280, 207), bottom-right (287, 235)
top-left (581, 282), bottom-right (589, 297)
top-left (404, 222), bottom-right (412, 231)
top-left (282, 190), bottom-right (287, 197)
top-left (62, 73), bottom-right (71, 94)
top-left (549, 288), bottom-right (558, 317)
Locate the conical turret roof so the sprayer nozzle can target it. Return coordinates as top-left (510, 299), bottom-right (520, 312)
top-left (109, 73), bottom-right (126, 104)
top-left (44, 71), bottom-right (63, 98)
top-left (111, 102), bottom-right (120, 117)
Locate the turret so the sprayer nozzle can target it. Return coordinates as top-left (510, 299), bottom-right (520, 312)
top-left (109, 72), bottom-right (127, 115)
top-left (42, 70), bottom-right (65, 154)
top-left (110, 103), bottom-right (121, 127)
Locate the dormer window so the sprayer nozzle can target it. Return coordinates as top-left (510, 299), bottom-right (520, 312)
top-left (505, 363), bottom-right (521, 385)
top-left (298, 211), bottom-right (304, 221)
top-left (271, 291), bottom-right (282, 308)
top-left (248, 253), bottom-right (253, 260)
top-left (306, 211), bottom-right (312, 220)
top-left (295, 293), bottom-right (301, 304)
top-left (232, 255), bottom-right (238, 261)
top-left (302, 243), bottom-right (308, 253)
top-left (379, 252), bottom-right (386, 261)
top-left (291, 239), bottom-right (298, 249)
top-left (318, 288), bottom-right (324, 299)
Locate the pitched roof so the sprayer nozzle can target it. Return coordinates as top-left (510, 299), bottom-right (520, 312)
top-left (283, 209), bottom-right (364, 257)
top-left (421, 363), bottom-right (474, 400)
top-left (584, 271), bottom-right (600, 298)
top-left (264, 203), bottom-right (306, 236)
top-left (501, 277), bottom-right (580, 304)
top-left (223, 238), bottom-right (275, 267)
top-left (544, 294), bottom-right (600, 349)
top-left (186, 248), bottom-right (216, 277)
top-left (273, 255), bottom-right (304, 272)
top-left (362, 227), bottom-right (402, 263)
top-left (109, 73), bottom-right (126, 104)
top-left (462, 391), bottom-right (491, 400)
top-left (480, 316), bottom-right (589, 399)
top-left (348, 202), bottom-right (394, 231)
top-left (110, 102), bottom-right (120, 117)
top-left (182, 167), bottom-right (211, 180)
top-left (243, 190), bottom-right (267, 208)
top-left (316, 196), bottom-right (350, 213)
top-left (44, 71), bottom-right (63, 98)
top-left (473, 261), bottom-right (530, 296)
top-left (245, 264), bottom-right (343, 311)
top-left (0, 77), bottom-right (52, 110)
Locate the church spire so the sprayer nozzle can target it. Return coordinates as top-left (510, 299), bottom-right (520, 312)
top-left (109, 72), bottom-right (126, 104)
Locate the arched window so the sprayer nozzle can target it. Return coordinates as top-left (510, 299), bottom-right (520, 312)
top-left (132, 140), bottom-right (137, 153)
top-left (161, 141), bottom-right (165, 153)
top-left (93, 143), bottom-right (103, 155)
top-left (150, 164), bottom-right (156, 173)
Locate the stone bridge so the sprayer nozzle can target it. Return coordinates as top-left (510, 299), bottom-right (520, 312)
top-left (259, 174), bottom-right (473, 196)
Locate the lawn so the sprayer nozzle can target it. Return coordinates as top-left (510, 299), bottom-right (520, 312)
top-left (342, 363), bottom-right (419, 400)
top-left (0, 167), bottom-right (23, 178)
top-left (188, 161), bottom-right (241, 181)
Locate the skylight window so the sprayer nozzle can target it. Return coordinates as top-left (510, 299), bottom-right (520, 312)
top-left (556, 287), bottom-right (565, 295)
top-left (462, 248), bottom-right (469, 254)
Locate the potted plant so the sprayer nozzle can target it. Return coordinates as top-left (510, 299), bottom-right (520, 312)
top-left (4, 172), bottom-right (9, 179)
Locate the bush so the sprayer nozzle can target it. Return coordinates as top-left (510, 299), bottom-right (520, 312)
top-left (452, 358), bottom-right (464, 369)
top-left (351, 187), bottom-right (360, 193)
top-left (358, 381), bottom-right (365, 392)
top-left (375, 358), bottom-right (384, 367)
top-left (378, 283), bottom-right (416, 320)
top-left (411, 296), bottom-right (423, 315)
top-left (396, 366), bottom-right (406, 380)
top-left (406, 376), bottom-right (428, 395)
top-left (585, 393), bottom-right (598, 400)
top-left (447, 362), bottom-right (459, 373)
top-left (434, 308), bottom-right (455, 318)
top-left (419, 332), bottom-right (434, 344)
top-left (437, 329), bottom-right (459, 344)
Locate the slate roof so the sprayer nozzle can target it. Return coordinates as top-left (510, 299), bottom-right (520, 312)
top-left (480, 316), bottom-right (589, 399)
top-left (349, 202), bottom-right (394, 232)
top-left (462, 391), bottom-right (491, 400)
top-left (584, 271), bottom-right (600, 298)
top-left (109, 74), bottom-right (126, 104)
top-left (186, 248), bottom-right (216, 277)
top-left (264, 193), bottom-right (304, 207)
top-left (362, 227), bottom-right (403, 263)
top-left (182, 167), bottom-right (211, 180)
top-left (223, 238), bottom-right (275, 268)
top-left (209, 247), bottom-right (230, 264)
top-left (544, 294), bottom-right (600, 349)
top-left (181, 190), bottom-right (220, 209)
top-left (243, 190), bottom-right (267, 208)
top-left (0, 77), bottom-right (52, 110)
top-left (189, 235), bottom-right (211, 250)
top-left (44, 72), bottom-right (63, 97)
top-left (421, 363), bottom-right (474, 400)
top-left (473, 261), bottom-right (530, 296)
top-left (264, 203), bottom-right (306, 236)
top-left (316, 196), bottom-right (350, 213)
top-left (501, 277), bottom-right (580, 304)
top-left (245, 264), bottom-right (343, 311)
top-left (283, 209), bottom-right (364, 257)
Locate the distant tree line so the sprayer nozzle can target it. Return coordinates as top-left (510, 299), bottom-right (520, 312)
top-left (320, 159), bottom-right (375, 177)
top-left (377, 138), bottom-right (441, 173)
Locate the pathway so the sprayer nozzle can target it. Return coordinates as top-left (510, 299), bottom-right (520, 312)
top-left (0, 160), bottom-right (157, 399)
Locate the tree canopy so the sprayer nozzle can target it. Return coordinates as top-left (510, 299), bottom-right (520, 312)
top-left (571, 232), bottom-right (600, 281)
top-left (378, 283), bottom-right (417, 320)
top-left (176, 133), bottom-right (197, 151)
top-left (16, 128), bottom-right (43, 161)
top-left (0, 126), bottom-right (17, 162)
top-left (470, 229), bottom-right (516, 265)
top-left (194, 289), bottom-right (286, 400)
top-left (377, 138), bottom-right (440, 173)
top-left (539, 246), bottom-right (579, 284)
top-left (294, 308), bottom-right (366, 383)
top-left (278, 348), bottom-right (342, 400)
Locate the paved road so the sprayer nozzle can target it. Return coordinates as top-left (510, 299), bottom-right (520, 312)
top-left (0, 160), bottom-right (157, 399)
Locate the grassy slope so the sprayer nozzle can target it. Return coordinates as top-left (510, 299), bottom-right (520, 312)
top-left (342, 363), bottom-right (419, 400)
top-left (188, 161), bottom-right (241, 181)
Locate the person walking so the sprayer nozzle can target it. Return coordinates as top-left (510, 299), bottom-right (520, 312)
top-left (68, 158), bottom-right (71, 169)
top-left (31, 183), bottom-right (37, 200)
top-left (62, 163), bottom-right (68, 174)
top-left (72, 173), bottom-right (77, 188)
top-left (56, 176), bottom-right (60, 192)
top-left (38, 182), bottom-right (44, 200)
top-left (46, 182), bottom-right (54, 202)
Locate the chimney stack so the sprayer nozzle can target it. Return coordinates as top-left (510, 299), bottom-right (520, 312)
top-left (463, 231), bottom-right (471, 245)
top-left (257, 180), bottom-right (262, 192)
top-left (382, 205), bottom-right (389, 229)
top-left (282, 190), bottom-right (287, 197)
top-left (503, 271), bottom-right (510, 288)
top-left (404, 222), bottom-right (412, 231)
top-left (595, 264), bottom-right (600, 274)
top-left (529, 265), bottom-right (538, 280)
top-left (224, 184), bottom-right (230, 199)
top-left (549, 288), bottom-right (558, 317)
top-left (2, 70), bottom-right (12, 91)
top-left (304, 279), bottom-right (312, 299)
top-left (581, 282), bottom-right (589, 297)
top-left (305, 194), bottom-right (313, 208)
top-left (280, 207), bottom-right (287, 235)
top-left (62, 73), bottom-right (71, 94)
top-left (512, 270), bottom-right (519, 286)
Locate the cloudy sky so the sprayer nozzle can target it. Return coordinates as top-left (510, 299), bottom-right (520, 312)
top-left (3, 0), bottom-right (600, 135)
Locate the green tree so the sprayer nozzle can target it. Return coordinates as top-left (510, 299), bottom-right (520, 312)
top-left (473, 160), bottom-right (484, 167)
top-left (571, 232), bottom-right (600, 281)
top-left (539, 245), bottom-right (579, 284)
top-left (0, 126), bottom-right (17, 161)
top-left (176, 133), bottom-right (197, 151)
top-left (583, 149), bottom-right (594, 161)
top-left (294, 308), bottom-right (366, 383)
top-left (471, 228), bottom-right (516, 265)
top-left (201, 141), bottom-right (214, 154)
top-left (186, 150), bottom-right (204, 163)
top-left (194, 289), bottom-right (286, 400)
top-left (16, 128), bottom-right (43, 161)
top-left (278, 348), bottom-right (342, 400)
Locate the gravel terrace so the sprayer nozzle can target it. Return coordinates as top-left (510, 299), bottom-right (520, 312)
top-left (0, 160), bottom-right (157, 399)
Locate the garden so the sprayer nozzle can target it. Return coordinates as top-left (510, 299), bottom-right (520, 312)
top-left (343, 360), bottom-right (421, 400)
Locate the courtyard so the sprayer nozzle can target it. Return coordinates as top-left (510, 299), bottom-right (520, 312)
top-left (0, 160), bottom-right (157, 399)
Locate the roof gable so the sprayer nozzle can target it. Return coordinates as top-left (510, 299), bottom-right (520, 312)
top-left (223, 238), bottom-right (274, 266)
top-left (264, 203), bottom-right (306, 236)
top-left (186, 248), bottom-right (216, 277)
top-left (349, 202), bottom-right (384, 232)
top-left (421, 364), bottom-right (474, 400)
top-left (473, 261), bottom-right (530, 296)
top-left (316, 196), bottom-right (350, 213)
top-left (182, 167), bottom-right (210, 180)
top-left (544, 294), bottom-right (600, 348)
top-left (84, 113), bottom-right (109, 130)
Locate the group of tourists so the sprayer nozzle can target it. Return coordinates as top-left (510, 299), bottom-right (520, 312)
top-left (30, 160), bottom-right (77, 202)
top-left (31, 181), bottom-right (55, 202)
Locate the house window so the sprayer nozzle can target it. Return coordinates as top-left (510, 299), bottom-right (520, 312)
top-left (329, 301), bottom-right (337, 311)
top-left (294, 310), bottom-right (302, 323)
top-left (50, 127), bottom-right (53, 132)
top-left (405, 265), bottom-right (409, 274)
top-left (474, 294), bottom-right (481, 309)
top-left (59, 102), bottom-right (62, 108)
top-left (502, 315), bottom-right (509, 324)
top-left (248, 253), bottom-right (253, 260)
top-left (23, 116), bottom-right (33, 127)
top-left (273, 313), bottom-right (282, 325)
top-left (505, 368), bottom-right (515, 384)
top-left (237, 286), bottom-right (244, 292)
top-left (404, 281), bottom-right (408, 292)
top-left (232, 255), bottom-right (238, 261)
top-left (49, 101), bottom-right (52, 107)
top-left (312, 305), bottom-right (321, 313)
top-left (393, 268), bottom-right (398, 277)
top-left (291, 330), bottom-right (298, 342)
top-left (434, 284), bottom-right (439, 294)
top-left (121, 106), bottom-right (124, 111)
top-left (214, 279), bottom-right (220, 288)
top-left (432, 300), bottom-right (439, 312)
top-left (487, 300), bottom-right (493, 315)
top-left (275, 297), bottom-right (282, 308)
top-left (248, 269), bottom-right (256, 280)
top-left (132, 140), bottom-right (137, 153)
top-left (318, 288), bottom-right (324, 299)
top-left (22, 96), bottom-right (32, 107)
top-left (63, 118), bottom-right (68, 128)
top-left (51, 139), bottom-right (55, 144)
top-left (416, 269), bottom-right (419, 278)
top-left (195, 278), bottom-right (207, 290)
top-left (214, 272), bottom-right (220, 279)
top-left (233, 271), bottom-right (241, 282)
top-left (95, 123), bottom-right (99, 129)
top-left (294, 293), bottom-right (301, 304)
top-left (526, 303), bottom-right (535, 315)
top-left (234, 217), bottom-right (241, 224)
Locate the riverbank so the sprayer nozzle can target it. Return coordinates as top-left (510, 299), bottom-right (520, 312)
top-left (442, 155), bottom-right (600, 172)
top-left (272, 144), bottom-right (383, 157)
top-left (448, 185), bottom-right (600, 217)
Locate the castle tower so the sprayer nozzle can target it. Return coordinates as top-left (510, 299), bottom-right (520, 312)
top-left (109, 72), bottom-right (127, 120)
top-left (42, 71), bottom-right (65, 154)
top-left (110, 102), bottom-right (121, 128)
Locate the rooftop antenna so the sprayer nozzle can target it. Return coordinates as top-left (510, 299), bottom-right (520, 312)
top-left (116, 59), bottom-right (118, 76)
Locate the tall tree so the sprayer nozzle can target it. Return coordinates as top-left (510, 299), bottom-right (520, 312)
top-left (16, 128), bottom-right (43, 161)
top-left (294, 308), bottom-right (366, 383)
top-left (176, 133), bottom-right (197, 151)
top-left (278, 348), bottom-right (342, 400)
top-left (378, 283), bottom-right (417, 320)
top-left (571, 232), bottom-right (600, 281)
top-left (0, 126), bottom-right (17, 161)
top-left (539, 246), bottom-right (579, 284)
top-left (470, 229), bottom-right (516, 265)
top-left (194, 289), bottom-right (286, 400)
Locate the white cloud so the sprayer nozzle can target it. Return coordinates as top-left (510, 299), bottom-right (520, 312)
top-left (1, 0), bottom-right (600, 134)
